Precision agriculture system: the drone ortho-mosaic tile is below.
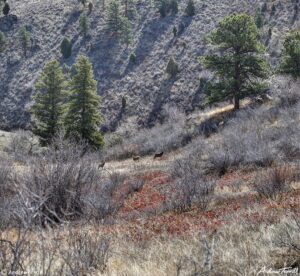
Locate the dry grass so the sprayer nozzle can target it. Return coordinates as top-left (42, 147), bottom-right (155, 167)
top-left (0, 214), bottom-right (299, 275)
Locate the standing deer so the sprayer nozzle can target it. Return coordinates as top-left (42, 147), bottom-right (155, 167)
top-left (98, 161), bottom-right (106, 169)
top-left (132, 155), bottom-right (140, 161)
top-left (154, 152), bottom-right (164, 159)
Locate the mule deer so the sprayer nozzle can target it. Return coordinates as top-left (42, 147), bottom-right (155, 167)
top-left (132, 155), bottom-right (140, 161)
top-left (154, 152), bottom-right (164, 159)
top-left (98, 161), bottom-right (105, 169)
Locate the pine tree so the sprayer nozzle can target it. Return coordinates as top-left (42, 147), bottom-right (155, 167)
top-left (201, 14), bottom-right (269, 110)
top-left (0, 31), bottom-right (5, 52)
top-left (166, 57), bottom-right (179, 77)
top-left (157, 0), bottom-right (168, 17)
top-left (108, 0), bottom-right (122, 33)
top-left (271, 4), bottom-right (276, 16)
top-left (255, 10), bottom-right (264, 29)
top-left (108, 0), bottom-right (132, 44)
top-left (278, 31), bottom-right (300, 78)
top-left (31, 60), bottom-right (66, 145)
top-left (79, 0), bottom-right (87, 7)
top-left (122, 0), bottom-right (130, 17)
top-left (3, 2), bottom-right (9, 16)
top-left (173, 26), bottom-right (177, 37)
top-left (64, 55), bottom-right (104, 149)
top-left (185, 0), bottom-right (195, 16)
top-left (60, 37), bottom-right (72, 59)
top-left (129, 52), bottom-right (136, 63)
top-left (88, 2), bottom-right (93, 13)
top-left (18, 27), bottom-right (31, 57)
top-left (121, 16), bottom-right (132, 45)
top-left (170, 0), bottom-right (178, 14)
top-left (79, 13), bottom-right (89, 37)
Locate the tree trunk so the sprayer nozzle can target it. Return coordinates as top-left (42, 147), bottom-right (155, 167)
top-left (234, 52), bottom-right (241, 110)
top-left (234, 95), bottom-right (240, 110)
top-left (125, 0), bottom-right (128, 17)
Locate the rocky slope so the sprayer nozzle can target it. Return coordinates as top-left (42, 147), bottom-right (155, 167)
top-left (0, 0), bottom-right (298, 131)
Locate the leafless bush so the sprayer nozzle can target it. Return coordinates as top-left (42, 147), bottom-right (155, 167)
top-left (88, 172), bottom-right (127, 221)
top-left (105, 107), bottom-right (193, 160)
top-left (4, 130), bottom-right (39, 163)
top-left (13, 136), bottom-right (102, 226)
top-left (276, 82), bottom-right (299, 108)
top-left (205, 102), bottom-right (300, 173)
top-left (272, 216), bottom-right (300, 269)
top-left (252, 166), bottom-right (293, 199)
top-left (170, 156), bottom-right (215, 212)
top-left (0, 155), bottom-right (13, 198)
top-left (0, 156), bottom-right (14, 228)
top-left (207, 146), bottom-right (240, 176)
top-left (197, 117), bottom-right (219, 137)
top-left (62, 229), bottom-right (110, 275)
top-left (0, 226), bottom-right (32, 274)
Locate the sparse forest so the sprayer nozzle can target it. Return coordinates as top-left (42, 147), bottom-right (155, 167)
top-left (0, 0), bottom-right (299, 275)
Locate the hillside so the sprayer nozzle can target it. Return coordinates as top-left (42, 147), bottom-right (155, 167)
top-left (0, 0), bottom-right (298, 131)
top-left (0, 1), bottom-right (300, 274)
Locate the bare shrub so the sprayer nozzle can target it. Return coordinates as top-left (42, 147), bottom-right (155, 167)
top-left (4, 130), bottom-right (39, 163)
top-left (0, 156), bottom-right (13, 198)
top-left (206, 146), bottom-right (240, 176)
top-left (197, 117), bottom-right (219, 137)
top-left (105, 107), bottom-right (193, 160)
top-left (14, 136), bottom-right (102, 226)
top-left (0, 226), bottom-right (32, 274)
top-left (170, 156), bottom-right (215, 212)
top-left (274, 80), bottom-right (300, 108)
top-left (252, 166), bottom-right (293, 199)
top-left (272, 216), bottom-right (300, 269)
top-left (205, 103), bottom-right (300, 173)
top-left (88, 172), bottom-right (127, 221)
top-left (276, 105), bottom-right (300, 160)
top-left (62, 229), bottom-right (110, 275)
top-left (0, 156), bottom-right (14, 228)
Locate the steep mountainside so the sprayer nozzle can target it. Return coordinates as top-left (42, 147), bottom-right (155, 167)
top-left (0, 0), bottom-right (298, 131)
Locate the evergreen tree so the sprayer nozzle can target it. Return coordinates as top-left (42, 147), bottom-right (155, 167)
top-left (121, 16), bottom-right (132, 45)
top-left (185, 0), bottom-right (195, 16)
top-left (60, 37), bottom-right (72, 59)
top-left (108, 0), bottom-right (132, 44)
top-left (170, 0), bottom-right (178, 14)
top-left (156, 0), bottom-right (178, 17)
top-left (64, 55), bottom-right (104, 149)
top-left (122, 0), bottom-right (136, 19)
top-left (79, 0), bottom-right (87, 7)
top-left (129, 52), bottom-right (136, 63)
top-left (201, 14), bottom-right (269, 110)
top-left (271, 4), bottom-right (276, 16)
top-left (156, 0), bottom-right (169, 17)
top-left (166, 57), bottom-right (179, 77)
top-left (18, 27), bottom-right (31, 57)
top-left (0, 31), bottom-right (5, 52)
top-left (3, 2), bottom-right (9, 16)
top-left (88, 2), bottom-right (93, 13)
top-left (278, 31), bottom-right (300, 78)
top-left (79, 13), bottom-right (89, 37)
top-left (173, 26), bottom-right (177, 37)
top-left (261, 2), bottom-right (267, 13)
top-left (255, 10), bottom-right (264, 28)
top-left (31, 60), bottom-right (66, 145)
top-left (108, 0), bottom-right (122, 33)
top-left (122, 0), bottom-right (130, 17)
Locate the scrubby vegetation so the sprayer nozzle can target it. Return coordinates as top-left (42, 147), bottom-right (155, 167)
top-left (0, 0), bottom-right (299, 275)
